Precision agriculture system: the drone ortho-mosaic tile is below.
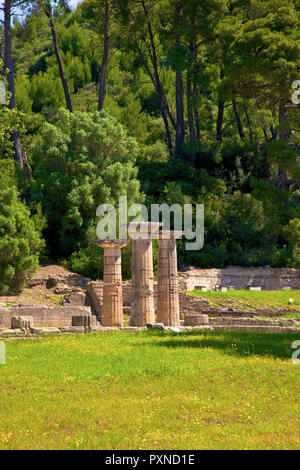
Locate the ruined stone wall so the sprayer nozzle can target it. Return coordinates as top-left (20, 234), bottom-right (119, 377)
top-left (0, 306), bottom-right (92, 328)
top-left (179, 268), bottom-right (300, 291)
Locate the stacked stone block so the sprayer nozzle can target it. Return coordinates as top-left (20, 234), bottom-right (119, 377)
top-left (156, 231), bottom-right (182, 326)
top-left (94, 239), bottom-right (129, 327)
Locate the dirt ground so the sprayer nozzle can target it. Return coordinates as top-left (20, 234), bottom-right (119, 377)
top-left (0, 265), bottom-right (79, 308)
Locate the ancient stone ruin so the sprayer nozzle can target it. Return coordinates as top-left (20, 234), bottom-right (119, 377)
top-left (128, 222), bottom-right (161, 327)
top-left (156, 230), bottom-right (183, 327)
top-left (1, 228), bottom-right (300, 337)
top-left (180, 267), bottom-right (300, 291)
top-left (94, 239), bottom-right (130, 327)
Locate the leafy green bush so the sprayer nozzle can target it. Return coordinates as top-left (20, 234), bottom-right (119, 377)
top-left (30, 109), bottom-right (143, 258)
top-left (284, 219), bottom-right (300, 268)
top-left (0, 162), bottom-right (45, 294)
top-left (68, 241), bottom-right (132, 281)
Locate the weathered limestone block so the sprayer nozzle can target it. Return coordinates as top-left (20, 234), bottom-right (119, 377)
top-left (54, 284), bottom-right (71, 295)
top-left (30, 327), bottom-right (61, 336)
top-left (123, 326), bottom-right (145, 332)
top-left (88, 326), bottom-right (102, 333)
top-left (11, 316), bottom-right (33, 329)
top-left (59, 326), bottom-right (85, 334)
top-left (179, 294), bottom-right (212, 319)
top-left (184, 314), bottom-right (209, 326)
top-left (86, 282), bottom-right (132, 318)
top-left (46, 276), bottom-right (59, 289)
top-left (209, 316), bottom-right (300, 328)
top-left (0, 328), bottom-right (26, 338)
top-left (86, 281), bottom-right (103, 317)
top-left (65, 288), bottom-right (87, 306)
top-left (72, 315), bottom-right (98, 327)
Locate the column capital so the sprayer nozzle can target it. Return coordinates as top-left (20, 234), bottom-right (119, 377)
top-left (94, 239), bottom-right (130, 249)
top-left (121, 222), bottom-right (163, 238)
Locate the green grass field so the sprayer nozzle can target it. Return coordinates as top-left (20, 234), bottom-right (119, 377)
top-left (189, 289), bottom-right (300, 317)
top-left (0, 331), bottom-right (300, 450)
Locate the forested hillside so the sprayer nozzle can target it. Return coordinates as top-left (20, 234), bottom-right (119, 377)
top-left (0, 0), bottom-right (299, 291)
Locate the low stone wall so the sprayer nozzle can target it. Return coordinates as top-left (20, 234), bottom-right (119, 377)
top-left (0, 320), bottom-right (299, 339)
top-left (179, 267), bottom-right (300, 291)
top-left (27, 272), bottom-right (90, 288)
top-left (0, 306), bottom-right (93, 328)
top-left (178, 293), bottom-right (212, 319)
top-left (0, 325), bottom-right (146, 339)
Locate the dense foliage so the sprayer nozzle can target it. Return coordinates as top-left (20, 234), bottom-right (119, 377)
top-left (0, 0), bottom-right (299, 284)
top-left (29, 108), bottom-right (142, 258)
top-left (0, 161), bottom-right (45, 293)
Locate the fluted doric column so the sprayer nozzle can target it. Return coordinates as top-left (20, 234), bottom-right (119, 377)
top-left (156, 231), bottom-right (183, 326)
top-left (94, 239), bottom-right (129, 327)
top-left (126, 222), bottom-right (162, 327)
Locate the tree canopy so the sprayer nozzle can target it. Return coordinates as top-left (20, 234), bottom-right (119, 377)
top-left (0, 0), bottom-right (299, 283)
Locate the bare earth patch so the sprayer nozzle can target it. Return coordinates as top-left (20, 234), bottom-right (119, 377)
top-left (0, 265), bottom-right (82, 308)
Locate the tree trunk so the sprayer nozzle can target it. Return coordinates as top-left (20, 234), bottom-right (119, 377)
top-left (4, 0), bottom-right (14, 110)
top-left (192, 44), bottom-right (201, 144)
top-left (243, 100), bottom-right (253, 142)
top-left (216, 100), bottom-right (224, 141)
top-left (187, 67), bottom-right (196, 164)
top-left (174, 31), bottom-right (185, 158)
top-left (44, 5), bottom-right (72, 112)
top-left (98, 1), bottom-right (110, 111)
top-left (175, 67), bottom-right (185, 158)
top-left (136, 45), bottom-right (173, 151)
top-left (263, 128), bottom-right (269, 141)
top-left (277, 98), bottom-right (291, 190)
top-left (0, 36), bottom-right (4, 63)
top-left (141, 0), bottom-right (175, 150)
top-left (232, 98), bottom-right (245, 139)
top-left (216, 68), bottom-right (224, 141)
top-left (3, 0), bottom-right (31, 176)
top-left (270, 124), bottom-right (277, 140)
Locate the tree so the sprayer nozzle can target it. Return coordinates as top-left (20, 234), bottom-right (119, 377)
top-left (30, 109), bottom-right (143, 257)
top-left (117, 0), bottom-right (175, 152)
top-left (1, 0), bottom-right (32, 174)
top-left (38, 0), bottom-right (73, 111)
top-left (0, 160), bottom-right (45, 294)
top-left (98, 0), bottom-right (110, 111)
top-left (80, 0), bottom-right (118, 111)
top-left (222, 0), bottom-right (300, 188)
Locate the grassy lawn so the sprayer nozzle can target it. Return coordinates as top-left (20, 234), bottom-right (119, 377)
top-left (189, 289), bottom-right (300, 317)
top-left (0, 331), bottom-right (299, 450)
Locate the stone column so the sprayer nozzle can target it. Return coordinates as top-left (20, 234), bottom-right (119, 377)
top-left (94, 239), bottom-right (129, 327)
top-left (157, 231), bottom-right (183, 326)
top-left (126, 222), bottom-right (162, 327)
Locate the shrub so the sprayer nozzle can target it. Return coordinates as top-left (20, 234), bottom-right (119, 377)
top-left (0, 162), bottom-right (45, 294)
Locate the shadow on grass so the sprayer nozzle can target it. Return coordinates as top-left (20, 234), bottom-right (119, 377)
top-left (141, 330), bottom-right (299, 360)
